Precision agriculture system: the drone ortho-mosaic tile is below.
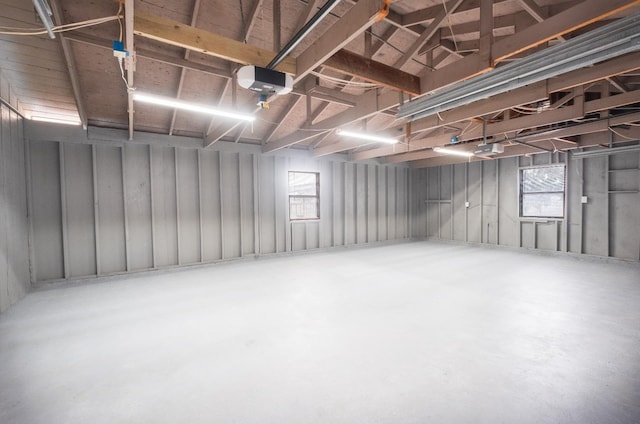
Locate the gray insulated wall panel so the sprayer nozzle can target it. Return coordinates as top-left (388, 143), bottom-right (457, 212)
top-left (410, 152), bottom-right (640, 261)
top-left (0, 80), bottom-right (29, 312)
top-left (25, 123), bottom-right (410, 283)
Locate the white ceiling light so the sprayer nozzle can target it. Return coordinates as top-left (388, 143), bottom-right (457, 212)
top-left (30, 116), bottom-right (81, 126)
top-left (133, 92), bottom-right (256, 122)
top-left (337, 129), bottom-right (398, 144)
top-left (433, 147), bottom-right (474, 157)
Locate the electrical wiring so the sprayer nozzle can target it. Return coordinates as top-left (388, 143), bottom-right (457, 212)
top-left (609, 126), bottom-right (637, 140)
top-left (441, 0), bottom-right (459, 53)
top-left (309, 71), bottom-right (380, 89)
top-left (118, 58), bottom-right (133, 92)
top-left (0, 14), bottom-right (121, 36)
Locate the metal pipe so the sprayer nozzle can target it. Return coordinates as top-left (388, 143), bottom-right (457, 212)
top-left (266, 0), bottom-right (341, 69)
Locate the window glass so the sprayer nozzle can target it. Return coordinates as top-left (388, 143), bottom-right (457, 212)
top-left (520, 165), bottom-right (565, 218)
top-left (288, 172), bottom-right (319, 220)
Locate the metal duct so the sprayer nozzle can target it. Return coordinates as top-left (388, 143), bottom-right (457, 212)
top-left (398, 13), bottom-right (640, 122)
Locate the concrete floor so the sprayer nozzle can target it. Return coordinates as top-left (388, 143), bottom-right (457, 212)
top-left (1, 242), bottom-right (639, 424)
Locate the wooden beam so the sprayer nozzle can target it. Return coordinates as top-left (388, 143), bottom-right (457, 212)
top-left (294, 0), bottom-right (387, 83)
top-left (394, 0), bottom-right (465, 69)
top-left (420, 0), bottom-right (640, 94)
top-left (134, 11), bottom-right (297, 75)
top-left (262, 95), bottom-right (303, 144)
top-left (356, 89), bottom-right (640, 162)
top-left (64, 32), bottom-right (232, 79)
top-left (242, 0), bottom-right (264, 43)
top-left (262, 130), bottom-right (328, 153)
top-left (125, 0), bottom-right (135, 140)
top-left (492, 0), bottom-right (640, 63)
top-left (323, 50), bottom-right (421, 95)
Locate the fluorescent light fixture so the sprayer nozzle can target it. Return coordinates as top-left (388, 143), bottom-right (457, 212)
top-left (32, 0), bottom-right (55, 39)
top-left (133, 92), bottom-right (256, 122)
top-left (433, 147), bottom-right (474, 157)
top-left (337, 129), bottom-right (398, 144)
top-left (571, 144), bottom-right (640, 159)
top-left (398, 13), bottom-right (640, 121)
top-left (30, 116), bottom-right (81, 126)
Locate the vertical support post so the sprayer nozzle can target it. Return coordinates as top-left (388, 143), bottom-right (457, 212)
top-left (465, 161), bottom-right (469, 242)
top-left (253, 154), bottom-right (260, 255)
top-left (563, 152), bottom-right (570, 252)
top-left (197, 149), bottom-right (204, 262)
top-left (332, 161), bottom-right (337, 246)
top-left (344, 161), bottom-right (348, 245)
top-left (25, 138), bottom-right (37, 283)
top-left (92, 145), bottom-right (101, 275)
top-left (121, 146), bottom-right (130, 271)
top-left (450, 165), bottom-right (454, 240)
top-left (174, 147), bottom-right (181, 265)
top-left (274, 157), bottom-right (279, 252)
top-left (59, 143), bottom-right (69, 279)
top-left (273, 0), bottom-right (281, 51)
top-left (238, 153), bottom-right (244, 256)
top-left (218, 152), bottom-right (225, 259)
top-left (480, 160), bottom-right (484, 243)
top-left (426, 167), bottom-right (430, 237)
top-left (495, 159), bottom-right (500, 245)
top-left (149, 146), bottom-right (157, 268)
top-left (365, 164), bottom-right (369, 243)
top-left (479, 0), bottom-right (494, 66)
top-left (605, 154), bottom-right (610, 257)
top-left (437, 166), bottom-right (441, 239)
top-left (125, 0), bottom-right (135, 140)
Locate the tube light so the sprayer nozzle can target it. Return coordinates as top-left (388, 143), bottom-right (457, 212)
top-left (433, 147), bottom-right (474, 157)
top-left (30, 116), bottom-right (81, 126)
top-left (398, 13), bottom-right (640, 121)
top-left (32, 0), bottom-right (55, 39)
top-left (337, 129), bottom-right (398, 144)
top-left (133, 92), bottom-right (256, 122)
top-left (571, 144), bottom-right (640, 159)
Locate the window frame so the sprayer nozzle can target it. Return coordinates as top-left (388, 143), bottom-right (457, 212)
top-left (518, 164), bottom-right (566, 219)
top-left (288, 171), bottom-right (320, 221)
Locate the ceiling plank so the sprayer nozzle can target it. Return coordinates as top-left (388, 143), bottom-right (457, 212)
top-left (323, 50), bottom-right (421, 95)
top-left (133, 11), bottom-right (297, 75)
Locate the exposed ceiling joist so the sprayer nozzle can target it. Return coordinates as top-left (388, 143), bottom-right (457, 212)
top-left (133, 11), bottom-right (297, 75)
top-left (420, 0), bottom-right (640, 94)
top-left (323, 50), bottom-right (421, 95)
top-left (294, 0), bottom-right (391, 83)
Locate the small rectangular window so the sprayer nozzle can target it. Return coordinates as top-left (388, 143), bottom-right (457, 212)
top-left (289, 171), bottom-right (319, 220)
top-left (520, 165), bottom-right (565, 218)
